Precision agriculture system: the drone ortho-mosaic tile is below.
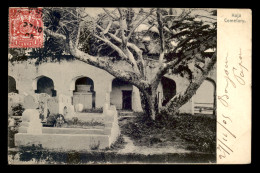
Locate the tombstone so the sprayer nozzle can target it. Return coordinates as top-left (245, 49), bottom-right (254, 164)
top-left (8, 97), bottom-right (14, 115)
top-left (27, 110), bottom-right (42, 134)
top-left (19, 109), bottom-right (42, 134)
top-left (8, 93), bottom-right (25, 104)
top-left (8, 117), bottom-right (15, 127)
top-left (38, 93), bottom-right (51, 120)
top-left (43, 102), bottom-right (48, 120)
top-left (75, 103), bottom-right (84, 112)
top-left (47, 97), bottom-right (59, 115)
top-left (24, 95), bottom-right (38, 109)
top-left (103, 103), bottom-right (109, 115)
top-left (38, 93), bottom-right (51, 103)
top-left (63, 106), bottom-right (68, 116)
top-left (65, 105), bottom-right (75, 119)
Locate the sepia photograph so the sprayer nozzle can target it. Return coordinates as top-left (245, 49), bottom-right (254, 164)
top-left (7, 7), bottom-right (250, 164)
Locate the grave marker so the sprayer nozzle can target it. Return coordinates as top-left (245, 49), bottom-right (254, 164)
top-left (24, 95), bottom-right (38, 109)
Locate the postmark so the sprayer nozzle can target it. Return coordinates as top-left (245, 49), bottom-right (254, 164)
top-left (9, 7), bottom-right (43, 48)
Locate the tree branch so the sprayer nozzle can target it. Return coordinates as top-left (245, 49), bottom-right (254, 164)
top-left (44, 28), bottom-right (148, 90)
top-left (164, 52), bottom-right (217, 112)
top-left (126, 8), bottom-right (154, 43)
top-left (44, 28), bottom-right (66, 40)
top-left (103, 8), bottom-right (119, 20)
top-left (69, 40), bottom-right (147, 88)
top-left (103, 20), bottom-right (112, 34)
top-left (96, 24), bottom-right (145, 76)
top-left (92, 33), bottom-right (129, 60)
top-left (163, 26), bottom-right (178, 35)
top-left (151, 33), bottom-right (215, 90)
top-left (117, 8), bottom-right (128, 48)
top-left (156, 8), bottom-right (165, 65)
top-left (150, 58), bottom-right (180, 89)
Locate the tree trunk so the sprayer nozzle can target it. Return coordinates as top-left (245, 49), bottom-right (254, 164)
top-left (165, 54), bottom-right (217, 116)
top-left (139, 87), bottom-right (158, 120)
top-left (164, 81), bottom-right (201, 116)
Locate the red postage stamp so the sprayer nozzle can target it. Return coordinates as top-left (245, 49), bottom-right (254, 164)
top-left (9, 7), bottom-right (43, 48)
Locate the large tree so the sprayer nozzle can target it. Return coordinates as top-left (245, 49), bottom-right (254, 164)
top-left (13, 8), bottom-right (217, 120)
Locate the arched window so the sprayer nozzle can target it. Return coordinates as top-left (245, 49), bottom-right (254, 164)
top-left (8, 76), bottom-right (18, 93)
top-left (74, 77), bottom-right (94, 92)
top-left (35, 76), bottom-right (56, 97)
top-left (73, 77), bottom-right (95, 110)
top-left (193, 78), bottom-right (216, 115)
top-left (161, 77), bottom-right (176, 106)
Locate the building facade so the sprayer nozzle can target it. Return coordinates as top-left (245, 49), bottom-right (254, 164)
top-left (8, 58), bottom-right (216, 116)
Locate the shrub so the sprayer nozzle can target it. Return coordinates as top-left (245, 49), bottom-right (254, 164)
top-left (168, 114), bottom-right (216, 153)
top-left (149, 137), bottom-right (162, 145)
top-left (161, 114), bottom-right (216, 153)
top-left (120, 112), bottom-right (216, 153)
top-left (108, 134), bottom-right (126, 150)
top-left (82, 108), bottom-right (103, 113)
top-left (64, 119), bottom-right (105, 128)
top-left (72, 117), bottom-right (79, 125)
top-left (11, 104), bottom-right (25, 116)
top-left (37, 101), bottom-right (44, 120)
top-left (8, 117), bottom-right (21, 147)
top-left (119, 114), bottom-right (143, 134)
top-left (45, 114), bottom-right (65, 127)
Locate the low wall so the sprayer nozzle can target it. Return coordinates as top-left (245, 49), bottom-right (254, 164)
top-left (15, 133), bottom-right (110, 150)
top-left (15, 104), bottom-right (121, 151)
top-left (106, 105), bottom-right (120, 146)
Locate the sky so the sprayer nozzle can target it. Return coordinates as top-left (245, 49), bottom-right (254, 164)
top-left (84, 8), bottom-right (104, 17)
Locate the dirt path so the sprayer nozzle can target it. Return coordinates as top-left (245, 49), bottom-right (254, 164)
top-left (117, 135), bottom-right (191, 155)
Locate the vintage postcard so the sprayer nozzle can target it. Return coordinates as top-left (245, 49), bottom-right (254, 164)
top-left (8, 7), bottom-right (251, 164)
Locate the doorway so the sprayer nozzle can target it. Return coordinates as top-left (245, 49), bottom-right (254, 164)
top-left (110, 78), bottom-right (133, 110)
top-left (122, 90), bottom-right (132, 110)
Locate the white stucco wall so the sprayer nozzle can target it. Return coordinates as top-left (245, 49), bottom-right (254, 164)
top-left (194, 80), bottom-right (214, 104)
top-left (8, 59), bottom-right (216, 115)
top-left (110, 84), bottom-right (133, 110)
top-left (8, 60), bottom-right (114, 109)
top-left (146, 60), bottom-right (216, 114)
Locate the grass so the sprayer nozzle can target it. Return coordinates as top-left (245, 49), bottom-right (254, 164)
top-left (43, 115), bottom-right (105, 128)
top-left (119, 112), bottom-right (216, 154)
top-left (81, 108), bottom-right (103, 113)
top-left (62, 119), bottom-right (105, 128)
top-left (8, 145), bottom-right (215, 164)
top-left (8, 112), bottom-right (216, 164)
top-left (104, 134), bottom-right (126, 151)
